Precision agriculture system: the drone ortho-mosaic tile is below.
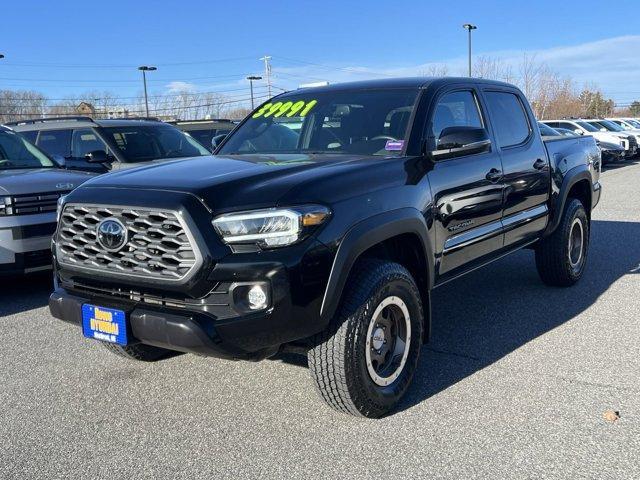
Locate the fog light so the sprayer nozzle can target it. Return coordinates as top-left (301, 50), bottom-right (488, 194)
top-left (247, 285), bottom-right (268, 310)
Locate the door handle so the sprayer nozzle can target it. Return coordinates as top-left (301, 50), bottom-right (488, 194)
top-left (485, 168), bottom-right (502, 182)
top-left (533, 158), bottom-right (547, 170)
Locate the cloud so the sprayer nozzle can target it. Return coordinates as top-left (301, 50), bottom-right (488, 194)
top-left (270, 35), bottom-right (640, 104)
top-left (165, 81), bottom-right (198, 93)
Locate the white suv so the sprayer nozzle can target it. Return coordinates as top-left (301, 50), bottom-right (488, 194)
top-left (542, 119), bottom-right (634, 156)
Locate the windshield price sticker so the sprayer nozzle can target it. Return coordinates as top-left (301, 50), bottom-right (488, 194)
top-left (252, 99), bottom-right (318, 119)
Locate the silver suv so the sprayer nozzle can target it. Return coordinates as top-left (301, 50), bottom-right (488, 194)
top-left (7, 116), bottom-right (211, 173)
top-left (0, 126), bottom-right (95, 275)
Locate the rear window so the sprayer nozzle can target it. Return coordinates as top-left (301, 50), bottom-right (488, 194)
top-left (484, 92), bottom-right (530, 147)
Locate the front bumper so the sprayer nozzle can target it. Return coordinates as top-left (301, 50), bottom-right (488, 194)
top-left (0, 212), bottom-right (56, 275)
top-left (50, 238), bottom-right (334, 360)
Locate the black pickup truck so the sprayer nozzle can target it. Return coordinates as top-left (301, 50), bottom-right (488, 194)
top-left (49, 78), bottom-right (601, 418)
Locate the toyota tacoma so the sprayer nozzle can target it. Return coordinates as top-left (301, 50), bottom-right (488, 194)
top-left (49, 78), bottom-right (601, 417)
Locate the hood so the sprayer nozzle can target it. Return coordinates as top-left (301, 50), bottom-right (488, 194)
top-left (0, 168), bottom-right (95, 196)
top-left (77, 153), bottom-right (406, 211)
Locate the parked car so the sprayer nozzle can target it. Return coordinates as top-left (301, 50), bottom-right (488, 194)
top-left (169, 119), bottom-right (237, 152)
top-left (0, 126), bottom-right (95, 275)
top-left (49, 77), bottom-right (601, 418)
top-left (542, 119), bottom-right (634, 157)
top-left (6, 116), bottom-right (211, 173)
top-left (583, 119), bottom-right (639, 156)
top-left (606, 117), bottom-right (640, 130)
top-left (551, 126), bottom-right (623, 164)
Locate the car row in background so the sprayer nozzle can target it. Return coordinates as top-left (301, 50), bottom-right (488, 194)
top-left (541, 118), bottom-right (639, 161)
top-left (538, 121), bottom-right (625, 164)
top-left (5, 116), bottom-right (211, 173)
top-left (0, 125), bottom-right (96, 275)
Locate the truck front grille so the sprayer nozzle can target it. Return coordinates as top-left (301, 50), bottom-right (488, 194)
top-left (0, 191), bottom-right (69, 216)
top-left (56, 204), bottom-right (202, 281)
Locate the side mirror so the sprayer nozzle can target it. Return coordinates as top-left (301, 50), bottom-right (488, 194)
top-left (85, 150), bottom-right (109, 163)
top-left (574, 129), bottom-right (583, 135)
top-left (429, 126), bottom-right (491, 160)
top-left (211, 134), bottom-right (228, 152)
top-left (50, 154), bottom-right (66, 168)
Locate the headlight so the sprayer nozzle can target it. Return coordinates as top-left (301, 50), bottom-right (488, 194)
top-left (56, 195), bottom-right (68, 222)
top-left (0, 196), bottom-right (11, 216)
top-left (212, 205), bottom-right (330, 248)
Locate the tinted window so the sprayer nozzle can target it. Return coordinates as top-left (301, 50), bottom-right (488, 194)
top-left (431, 91), bottom-right (483, 141)
top-left (37, 129), bottom-right (72, 157)
top-left (484, 92), bottom-right (530, 147)
top-left (71, 128), bottom-right (107, 158)
top-left (576, 121), bottom-right (598, 132)
top-left (219, 89), bottom-right (419, 156)
top-left (100, 125), bottom-right (209, 163)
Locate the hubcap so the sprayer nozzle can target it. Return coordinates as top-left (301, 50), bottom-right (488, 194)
top-left (365, 296), bottom-right (411, 387)
top-left (568, 218), bottom-right (584, 268)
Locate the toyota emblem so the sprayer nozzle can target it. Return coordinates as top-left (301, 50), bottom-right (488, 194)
top-left (97, 218), bottom-right (128, 252)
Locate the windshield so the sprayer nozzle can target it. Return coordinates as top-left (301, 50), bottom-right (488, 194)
top-left (219, 88), bottom-right (420, 156)
top-left (576, 121), bottom-right (599, 132)
top-left (594, 120), bottom-right (624, 132)
top-left (100, 125), bottom-right (210, 163)
top-left (627, 119), bottom-right (640, 128)
top-left (0, 129), bottom-right (54, 169)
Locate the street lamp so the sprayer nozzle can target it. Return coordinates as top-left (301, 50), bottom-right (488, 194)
top-left (246, 75), bottom-right (262, 110)
top-left (138, 65), bottom-right (157, 117)
top-left (462, 24), bottom-right (477, 77)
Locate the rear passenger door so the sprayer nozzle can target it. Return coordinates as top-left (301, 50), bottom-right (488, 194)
top-left (481, 88), bottom-right (550, 247)
top-left (425, 87), bottom-right (505, 280)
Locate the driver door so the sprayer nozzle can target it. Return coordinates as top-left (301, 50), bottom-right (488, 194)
top-left (425, 87), bottom-right (505, 282)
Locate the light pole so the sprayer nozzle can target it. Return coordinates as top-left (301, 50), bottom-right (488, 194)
top-left (138, 65), bottom-right (157, 117)
top-left (462, 24), bottom-right (477, 77)
top-left (246, 75), bottom-right (262, 109)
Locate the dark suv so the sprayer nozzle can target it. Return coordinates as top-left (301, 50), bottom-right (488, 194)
top-left (7, 117), bottom-right (210, 173)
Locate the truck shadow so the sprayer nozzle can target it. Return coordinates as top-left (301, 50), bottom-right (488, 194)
top-left (0, 272), bottom-right (53, 317)
top-left (398, 219), bottom-right (639, 413)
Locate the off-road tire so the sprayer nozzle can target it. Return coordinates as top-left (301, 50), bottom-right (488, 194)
top-left (535, 198), bottom-right (589, 287)
top-left (102, 342), bottom-right (170, 362)
top-left (308, 260), bottom-right (423, 418)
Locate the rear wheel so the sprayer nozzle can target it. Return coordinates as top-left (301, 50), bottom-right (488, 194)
top-left (535, 198), bottom-right (589, 286)
top-left (308, 260), bottom-right (423, 418)
top-left (101, 342), bottom-right (171, 362)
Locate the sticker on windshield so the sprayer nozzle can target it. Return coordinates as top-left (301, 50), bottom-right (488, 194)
top-left (252, 99), bottom-right (318, 119)
top-left (385, 140), bottom-right (405, 151)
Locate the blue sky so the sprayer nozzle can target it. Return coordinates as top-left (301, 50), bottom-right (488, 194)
top-left (2, 0), bottom-right (640, 107)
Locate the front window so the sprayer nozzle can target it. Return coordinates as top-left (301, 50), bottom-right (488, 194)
top-left (0, 129), bottom-right (54, 169)
top-left (100, 125), bottom-right (210, 163)
top-left (627, 119), bottom-right (640, 128)
top-left (219, 88), bottom-right (420, 156)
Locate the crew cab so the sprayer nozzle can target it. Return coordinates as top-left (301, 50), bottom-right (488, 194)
top-left (49, 78), bottom-right (601, 418)
top-left (7, 117), bottom-right (210, 173)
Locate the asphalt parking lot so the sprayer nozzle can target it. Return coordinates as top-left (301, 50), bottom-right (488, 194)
top-left (1, 160), bottom-right (639, 479)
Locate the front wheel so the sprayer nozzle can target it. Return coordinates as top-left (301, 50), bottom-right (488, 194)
top-left (535, 198), bottom-right (589, 286)
top-left (308, 260), bottom-right (423, 418)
